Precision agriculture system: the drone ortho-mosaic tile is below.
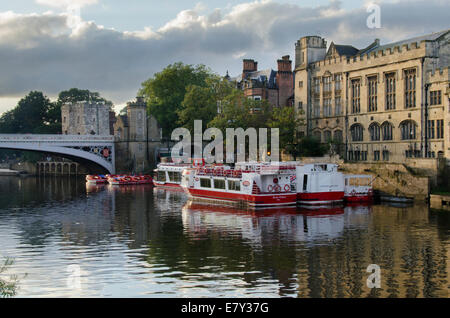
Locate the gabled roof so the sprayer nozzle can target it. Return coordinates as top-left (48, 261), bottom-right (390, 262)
top-left (327, 42), bottom-right (359, 58)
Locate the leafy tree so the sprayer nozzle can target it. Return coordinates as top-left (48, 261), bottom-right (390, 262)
top-left (177, 77), bottom-right (235, 133)
top-left (268, 107), bottom-right (304, 155)
top-left (57, 88), bottom-right (112, 105)
top-left (0, 258), bottom-right (19, 298)
top-left (139, 63), bottom-right (215, 137)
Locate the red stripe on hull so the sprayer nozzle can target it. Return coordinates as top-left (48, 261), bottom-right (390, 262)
top-left (153, 181), bottom-right (181, 188)
top-left (185, 188), bottom-right (297, 206)
top-left (297, 191), bottom-right (344, 204)
top-left (344, 195), bottom-right (373, 202)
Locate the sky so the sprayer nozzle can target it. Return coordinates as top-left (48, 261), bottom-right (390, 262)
top-left (0, 0), bottom-right (449, 114)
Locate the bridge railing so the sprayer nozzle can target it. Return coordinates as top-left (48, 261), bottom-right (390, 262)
top-left (0, 134), bottom-right (114, 143)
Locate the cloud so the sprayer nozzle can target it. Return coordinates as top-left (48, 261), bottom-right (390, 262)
top-left (0, 0), bottom-right (448, 114)
top-left (35, 0), bottom-right (98, 9)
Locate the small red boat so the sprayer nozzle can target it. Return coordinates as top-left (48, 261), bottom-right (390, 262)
top-left (86, 174), bottom-right (108, 184)
top-left (108, 175), bottom-right (153, 185)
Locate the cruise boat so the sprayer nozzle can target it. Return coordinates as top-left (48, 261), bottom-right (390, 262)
top-left (294, 163), bottom-right (345, 205)
top-left (180, 162), bottom-right (298, 208)
top-left (153, 159), bottom-right (205, 188)
top-left (343, 174), bottom-right (374, 202)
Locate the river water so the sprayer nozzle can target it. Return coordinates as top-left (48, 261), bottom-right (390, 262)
top-left (0, 176), bottom-right (449, 298)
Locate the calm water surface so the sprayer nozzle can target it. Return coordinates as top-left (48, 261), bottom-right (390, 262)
top-left (0, 176), bottom-right (449, 297)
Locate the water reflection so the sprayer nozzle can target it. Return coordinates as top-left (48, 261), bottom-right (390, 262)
top-left (0, 176), bottom-right (448, 297)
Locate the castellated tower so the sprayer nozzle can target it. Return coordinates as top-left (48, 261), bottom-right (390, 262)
top-left (126, 96), bottom-right (147, 142)
top-left (295, 36), bottom-right (327, 69)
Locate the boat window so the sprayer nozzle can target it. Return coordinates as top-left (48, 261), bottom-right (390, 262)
top-left (228, 180), bottom-right (240, 191)
top-left (168, 171), bottom-right (181, 183)
top-left (214, 179), bottom-right (226, 189)
top-left (303, 175), bottom-right (308, 191)
top-left (200, 178), bottom-right (211, 188)
top-left (157, 171), bottom-right (166, 181)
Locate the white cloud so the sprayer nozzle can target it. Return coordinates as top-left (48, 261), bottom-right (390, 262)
top-left (0, 0), bottom-right (448, 115)
top-left (35, 0), bottom-right (98, 9)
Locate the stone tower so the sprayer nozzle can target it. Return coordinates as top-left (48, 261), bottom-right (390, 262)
top-left (126, 96), bottom-right (147, 141)
top-left (295, 36), bottom-right (327, 69)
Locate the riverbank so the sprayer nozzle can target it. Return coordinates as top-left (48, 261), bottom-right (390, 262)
top-left (0, 169), bottom-right (20, 176)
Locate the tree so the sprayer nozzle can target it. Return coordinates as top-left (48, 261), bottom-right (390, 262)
top-left (177, 76), bottom-right (235, 133)
top-left (0, 91), bottom-right (56, 134)
top-left (268, 107), bottom-right (304, 155)
top-left (0, 258), bottom-right (19, 298)
top-left (57, 88), bottom-right (112, 105)
top-left (139, 63), bottom-right (215, 137)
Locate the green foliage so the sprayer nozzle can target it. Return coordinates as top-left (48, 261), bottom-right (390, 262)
top-left (57, 88), bottom-right (112, 106)
top-left (298, 136), bottom-right (328, 157)
top-left (139, 62), bottom-right (215, 137)
top-left (0, 258), bottom-right (19, 298)
top-left (0, 91), bottom-right (57, 134)
top-left (268, 107), bottom-right (304, 154)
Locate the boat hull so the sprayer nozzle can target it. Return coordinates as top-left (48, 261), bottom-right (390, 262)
top-left (344, 194), bottom-right (373, 203)
top-left (153, 181), bottom-right (181, 188)
top-left (297, 191), bottom-right (344, 205)
top-left (184, 188), bottom-right (297, 207)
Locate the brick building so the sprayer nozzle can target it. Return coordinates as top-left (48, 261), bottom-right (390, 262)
top-left (228, 55), bottom-right (294, 108)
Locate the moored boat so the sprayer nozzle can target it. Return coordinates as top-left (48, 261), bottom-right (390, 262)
top-left (86, 174), bottom-right (108, 184)
top-left (344, 174), bottom-right (374, 202)
top-left (153, 163), bottom-right (191, 188)
top-left (294, 163), bottom-right (345, 205)
top-left (181, 162), bottom-right (297, 208)
top-left (107, 174), bottom-right (153, 185)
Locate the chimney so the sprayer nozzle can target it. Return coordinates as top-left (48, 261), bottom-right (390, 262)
top-left (242, 59), bottom-right (258, 78)
top-left (277, 55), bottom-right (292, 73)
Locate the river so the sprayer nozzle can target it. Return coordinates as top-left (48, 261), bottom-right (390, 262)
top-left (0, 176), bottom-right (449, 297)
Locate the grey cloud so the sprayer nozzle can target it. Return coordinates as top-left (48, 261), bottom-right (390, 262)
top-left (0, 0), bottom-right (448, 109)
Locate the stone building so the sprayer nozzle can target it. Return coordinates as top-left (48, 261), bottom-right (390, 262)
top-left (294, 29), bottom-right (450, 163)
top-left (113, 97), bottom-right (161, 173)
top-left (62, 101), bottom-right (115, 135)
top-left (228, 55), bottom-right (294, 108)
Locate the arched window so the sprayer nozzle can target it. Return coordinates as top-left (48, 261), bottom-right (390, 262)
top-left (350, 124), bottom-right (363, 142)
top-left (400, 120), bottom-right (417, 140)
top-left (313, 130), bottom-right (322, 142)
top-left (333, 130), bottom-right (343, 143)
top-left (369, 123), bottom-right (380, 141)
top-left (381, 122), bottom-right (393, 141)
top-left (324, 130), bottom-right (332, 142)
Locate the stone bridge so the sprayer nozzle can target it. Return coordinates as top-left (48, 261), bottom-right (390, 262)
top-left (0, 134), bottom-right (115, 173)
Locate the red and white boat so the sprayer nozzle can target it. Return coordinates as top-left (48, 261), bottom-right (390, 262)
top-left (86, 174), bottom-right (108, 184)
top-left (344, 174), bottom-right (374, 202)
top-left (294, 163), bottom-right (345, 205)
top-left (181, 162), bottom-right (297, 208)
top-left (153, 159), bottom-right (204, 188)
top-left (108, 175), bottom-right (153, 185)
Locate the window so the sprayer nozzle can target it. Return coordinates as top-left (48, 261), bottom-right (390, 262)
top-left (168, 171), bottom-right (181, 183)
top-left (298, 101), bottom-right (303, 111)
top-left (404, 69), bottom-right (416, 108)
top-left (350, 124), bottom-right (363, 142)
top-left (298, 81), bottom-right (303, 88)
top-left (373, 151), bottom-right (380, 161)
top-left (313, 77), bottom-right (320, 94)
top-left (200, 178), bottom-right (211, 188)
top-left (369, 123), bottom-right (380, 141)
top-left (324, 130), bottom-right (332, 142)
top-left (323, 98), bottom-right (332, 117)
top-left (228, 180), bottom-right (240, 191)
top-left (335, 96), bottom-right (342, 115)
top-left (333, 130), bottom-right (343, 143)
top-left (214, 179), bottom-right (226, 189)
top-left (382, 122), bottom-right (393, 141)
top-left (430, 90), bottom-right (442, 105)
top-left (437, 119), bottom-right (444, 139)
top-left (385, 73), bottom-right (396, 110)
top-left (313, 97), bottom-right (320, 118)
top-left (63, 117), bottom-right (66, 123)
top-left (427, 120), bottom-right (435, 139)
top-left (313, 131), bottom-right (321, 142)
top-left (323, 76), bottom-right (332, 92)
top-left (400, 120), bottom-right (417, 140)
top-left (335, 74), bottom-right (342, 91)
top-left (382, 150), bottom-right (390, 161)
top-left (368, 76), bottom-right (378, 112)
top-left (351, 79), bottom-right (361, 113)
top-left (157, 171), bottom-right (166, 181)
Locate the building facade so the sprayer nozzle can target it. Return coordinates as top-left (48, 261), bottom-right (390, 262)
top-left (62, 101), bottom-right (115, 135)
top-left (294, 30), bottom-right (450, 162)
top-left (113, 97), bottom-right (161, 173)
top-left (229, 56), bottom-right (294, 108)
